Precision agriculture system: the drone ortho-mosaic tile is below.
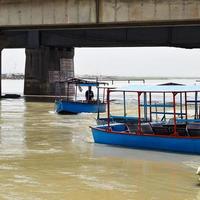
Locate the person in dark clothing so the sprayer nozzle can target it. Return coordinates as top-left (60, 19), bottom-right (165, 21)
top-left (85, 86), bottom-right (94, 101)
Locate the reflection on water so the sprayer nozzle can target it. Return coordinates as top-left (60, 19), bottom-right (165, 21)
top-left (1, 78), bottom-right (200, 199)
top-left (0, 99), bottom-right (26, 158)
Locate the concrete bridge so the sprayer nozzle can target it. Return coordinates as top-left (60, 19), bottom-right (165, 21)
top-left (1, 0), bottom-right (200, 96)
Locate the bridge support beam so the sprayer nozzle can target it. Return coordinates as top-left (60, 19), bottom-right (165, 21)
top-left (24, 47), bottom-right (74, 96)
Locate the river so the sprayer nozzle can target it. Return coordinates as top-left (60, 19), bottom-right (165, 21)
top-left (0, 79), bottom-right (200, 200)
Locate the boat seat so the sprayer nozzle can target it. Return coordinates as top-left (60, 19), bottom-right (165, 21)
top-left (126, 123), bottom-right (138, 133)
top-left (187, 123), bottom-right (200, 137)
top-left (168, 127), bottom-right (189, 136)
top-left (150, 122), bottom-right (168, 134)
top-left (152, 126), bottom-right (171, 135)
top-left (150, 122), bottom-right (163, 127)
top-left (141, 123), bottom-right (154, 134)
top-left (177, 128), bottom-right (189, 136)
top-left (109, 124), bottom-right (130, 133)
top-left (170, 125), bottom-right (188, 136)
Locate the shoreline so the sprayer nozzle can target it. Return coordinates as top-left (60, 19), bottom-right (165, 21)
top-left (2, 77), bottom-right (200, 81)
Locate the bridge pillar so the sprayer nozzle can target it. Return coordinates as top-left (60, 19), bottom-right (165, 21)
top-left (24, 47), bottom-right (74, 96)
top-left (0, 49), bottom-right (1, 97)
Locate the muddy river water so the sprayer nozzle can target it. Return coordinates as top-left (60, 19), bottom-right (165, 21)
top-left (1, 79), bottom-right (200, 200)
top-left (0, 97), bottom-right (200, 200)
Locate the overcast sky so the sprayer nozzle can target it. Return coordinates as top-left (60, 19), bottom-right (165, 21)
top-left (2, 47), bottom-right (200, 77)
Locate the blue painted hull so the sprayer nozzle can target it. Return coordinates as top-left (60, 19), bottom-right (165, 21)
top-left (91, 124), bottom-right (200, 154)
top-left (55, 100), bottom-right (106, 114)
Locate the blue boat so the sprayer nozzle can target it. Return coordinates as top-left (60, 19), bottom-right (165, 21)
top-left (55, 100), bottom-right (106, 114)
top-left (91, 84), bottom-right (200, 154)
top-left (91, 124), bottom-right (200, 154)
top-left (55, 78), bottom-right (107, 114)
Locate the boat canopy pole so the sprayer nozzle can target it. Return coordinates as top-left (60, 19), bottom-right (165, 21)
top-left (185, 92), bottom-right (188, 121)
top-left (163, 92), bottom-right (166, 121)
top-left (67, 82), bottom-right (69, 101)
top-left (75, 84), bottom-right (78, 101)
top-left (155, 102), bottom-right (158, 121)
top-left (149, 92), bottom-right (152, 122)
top-left (103, 88), bottom-right (105, 103)
top-left (144, 92), bottom-right (148, 122)
top-left (195, 92), bottom-right (198, 119)
top-left (123, 91), bottom-right (126, 117)
top-left (137, 92), bottom-right (142, 135)
top-left (199, 105), bottom-right (200, 119)
top-left (173, 92), bottom-right (177, 136)
top-left (107, 89), bottom-right (111, 129)
top-left (180, 92), bottom-right (183, 119)
top-left (97, 86), bottom-right (100, 119)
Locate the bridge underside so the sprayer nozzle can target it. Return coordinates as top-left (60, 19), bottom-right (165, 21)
top-left (1, 0), bottom-right (200, 96)
top-left (2, 24), bottom-right (200, 96)
top-left (2, 25), bottom-right (200, 49)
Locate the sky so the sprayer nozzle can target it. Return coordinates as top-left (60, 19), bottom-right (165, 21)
top-left (2, 47), bottom-right (200, 77)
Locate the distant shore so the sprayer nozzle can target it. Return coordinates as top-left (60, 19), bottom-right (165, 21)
top-left (77, 75), bottom-right (200, 81)
top-left (2, 73), bottom-right (200, 81)
top-left (2, 73), bottom-right (24, 80)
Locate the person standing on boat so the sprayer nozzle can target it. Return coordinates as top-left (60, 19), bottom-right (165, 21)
top-left (85, 86), bottom-right (94, 101)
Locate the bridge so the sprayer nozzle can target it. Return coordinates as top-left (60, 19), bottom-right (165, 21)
top-left (1, 0), bottom-right (200, 96)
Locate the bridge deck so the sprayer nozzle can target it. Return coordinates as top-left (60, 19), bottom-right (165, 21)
top-left (0, 0), bottom-right (200, 28)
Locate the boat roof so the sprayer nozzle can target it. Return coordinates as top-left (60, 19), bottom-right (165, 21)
top-left (98, 86), bottom-right (117, 89)
top-left (157, 82), bottom-right (184, 86)
top-left (61, 78), bottom-right (108, 86)
top-left (111, 84), bottom-right (200, 93)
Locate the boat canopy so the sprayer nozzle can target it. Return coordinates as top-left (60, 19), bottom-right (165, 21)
top-left (61, 78), bottom-right (108, 86)
top-left (111, 84), bottom-right (200, 93)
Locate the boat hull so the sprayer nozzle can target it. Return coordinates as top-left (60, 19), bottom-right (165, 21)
top-left (91, 124), bottom-right (200, 154)
top-left (55, 100), bottom-right (106, 114)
